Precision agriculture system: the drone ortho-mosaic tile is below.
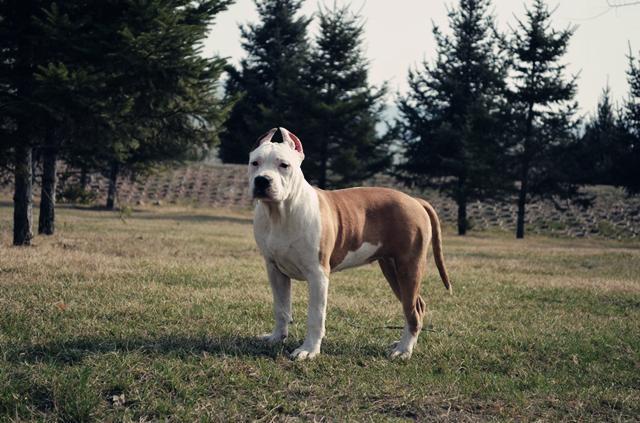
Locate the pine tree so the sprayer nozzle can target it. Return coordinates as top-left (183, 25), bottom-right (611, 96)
top-left (219, 0), bottom-right (311, 163)
top-left (1, 0), bottom-right (232, 243)
top-left (0, 0), bottom-right (50, 245)
top-left (37, 0), bottom-right (232, 210)
top-left (620, 49), bottom-right (640, 194)
top-left (508, 0), bottom-right (582, 238)
top-left (395, 0), bottom-right (510, 235)
top-left (576, 86), bottom-right (625, 186)
top-left (302, 5), bottom-right (389, 188)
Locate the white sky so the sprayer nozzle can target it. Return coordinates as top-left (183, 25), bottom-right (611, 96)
top-left (205, 0), bottom-right (640, 116)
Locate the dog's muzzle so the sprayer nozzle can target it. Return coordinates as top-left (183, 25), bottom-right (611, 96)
top-left (253, 175), bottom-right (272, 199)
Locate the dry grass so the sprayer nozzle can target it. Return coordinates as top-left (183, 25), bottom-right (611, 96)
top-left (1, 201), bottom-right (639, 421)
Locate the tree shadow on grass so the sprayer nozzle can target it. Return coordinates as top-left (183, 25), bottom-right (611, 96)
top-left (52, 203), bottom-right (253, 225)
top-left (6, 334), bottom-right (389, 365)
top-left (129, 213), bottom-right (253, 225)
top-left (8, 335), bottom-right (279, 364)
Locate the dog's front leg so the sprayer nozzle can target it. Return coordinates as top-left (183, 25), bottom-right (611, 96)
top-left (291, 270), bottom-right (328, 360)
top-left (258, 260), bottom-right (291, 344)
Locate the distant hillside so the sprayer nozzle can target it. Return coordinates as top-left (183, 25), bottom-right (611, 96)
top-left (1, 162), bottom-right (639, 239)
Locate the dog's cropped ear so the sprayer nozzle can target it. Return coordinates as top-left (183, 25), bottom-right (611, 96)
top-left (254, 128), bottom-right (278, 149)
top-left (279, 127), bottom-right (304, 158)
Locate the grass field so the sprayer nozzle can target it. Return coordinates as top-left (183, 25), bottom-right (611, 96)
top-left (1, 201), bottom-right (639, 421)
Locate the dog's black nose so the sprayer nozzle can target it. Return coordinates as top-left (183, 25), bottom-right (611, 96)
top-left (254, 175), bottom-right (271, 191)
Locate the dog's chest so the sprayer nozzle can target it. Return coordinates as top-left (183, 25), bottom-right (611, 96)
top-left (270, 239), bottom-right (306, 280)
top-left (253, 189), bottom-right (322, 281)
top-left (261, 232), bottom-right (313, 280)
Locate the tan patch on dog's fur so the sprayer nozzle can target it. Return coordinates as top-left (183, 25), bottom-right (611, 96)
top-left (317, 187), bottom-right (450, 284)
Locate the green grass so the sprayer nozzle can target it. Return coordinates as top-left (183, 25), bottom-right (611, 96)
top-left (1, 201), bottom-right (639, 421)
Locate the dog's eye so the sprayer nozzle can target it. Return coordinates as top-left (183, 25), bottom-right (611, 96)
top-left (279, 163), bottom-right (289, 169)
top-left (251, 161), bottom-right (259, 167)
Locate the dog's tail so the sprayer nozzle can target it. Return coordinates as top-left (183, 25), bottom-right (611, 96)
top-left (416, 198), bottom-right (452, 294)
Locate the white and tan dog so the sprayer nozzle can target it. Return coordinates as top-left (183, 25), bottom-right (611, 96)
top-left (250, 127), bottom-right (451, 360)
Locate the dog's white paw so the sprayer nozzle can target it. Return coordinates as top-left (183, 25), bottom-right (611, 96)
top-left (389, 341), bottom-right (413, 360)
top-left (389, 349), bottom-right (413, 360)
top-left (256, 332), bottom-right (286, 345)
top-left (290, 345), bottom-right (320, 361)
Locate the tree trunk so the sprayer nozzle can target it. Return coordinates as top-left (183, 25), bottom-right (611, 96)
top-left (516, 168), bottom-right (528, 239)
top-left (38, 135), bottom-right (57, 235)
top-left (80, 167), bottom-right (88, 189)
top-left (456, 180), bottom-right (467, 235)
top-left (516, 126), bottom-right (532, 239)
top-left (457, 200), bottom-right (467, 236)
top-left (319, 138), bottom-right (328, 189)
top-left (517, 99), bottom-right (535, 240)
top-left (31, 149), bottom-right (38, 186)
top-left (13, 144), bottom-right (34, 246)
top-left (106, 161), bottom-right (119, 210)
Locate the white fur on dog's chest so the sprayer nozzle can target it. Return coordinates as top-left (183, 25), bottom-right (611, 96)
top-left (253, 185), bottom-right (323, 281)
top-left (264, 235), bottom-right (310, 280)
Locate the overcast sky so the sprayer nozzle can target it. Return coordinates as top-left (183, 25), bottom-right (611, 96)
top-left (205, 0), bottom-right (640, 116)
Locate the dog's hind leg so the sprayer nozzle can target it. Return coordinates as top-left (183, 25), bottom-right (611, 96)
top-left (389, 256), bottom-right (426, 360)
top-left (379, 258), bottom-right (402, 301)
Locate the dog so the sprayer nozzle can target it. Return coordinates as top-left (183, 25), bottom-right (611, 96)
top-left (249, 127), bottom-right (451, 360)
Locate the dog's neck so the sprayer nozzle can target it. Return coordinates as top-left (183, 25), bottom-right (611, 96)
top-left (260, 169), bottom-right (315, 225)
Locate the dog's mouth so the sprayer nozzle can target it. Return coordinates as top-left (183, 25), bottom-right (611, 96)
top-left (253, 187), bottom-right (275, 201)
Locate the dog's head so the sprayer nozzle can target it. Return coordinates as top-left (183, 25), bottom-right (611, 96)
top-left (248, 127), bottom-right (305, 202)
